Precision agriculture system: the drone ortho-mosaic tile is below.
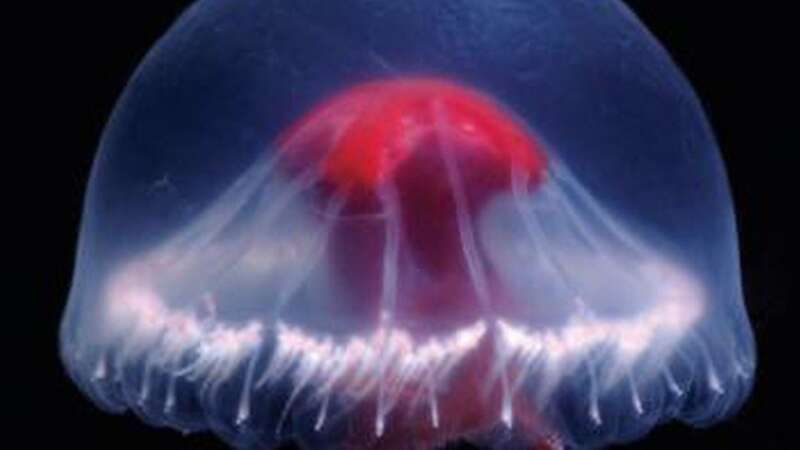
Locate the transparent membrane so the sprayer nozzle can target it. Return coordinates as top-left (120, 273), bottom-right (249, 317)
top-left (60, 1), bottom-right (755, 449)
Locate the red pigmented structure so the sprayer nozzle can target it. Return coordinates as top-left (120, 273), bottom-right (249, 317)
top-left (281, 78), bottom-right (546, 191)
top-left (279, 78), bottom-right (547, 332)
top-left (267, 78), bottom-right (555, 448)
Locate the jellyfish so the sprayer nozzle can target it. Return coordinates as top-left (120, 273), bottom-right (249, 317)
top-left (59, 1), bottom-right (755, 449)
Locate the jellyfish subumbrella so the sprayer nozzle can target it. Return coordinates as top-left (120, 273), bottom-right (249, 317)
top-left (59, 1), bottom-right (756, 449)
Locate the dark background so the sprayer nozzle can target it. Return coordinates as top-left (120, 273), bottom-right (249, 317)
top-left (21, 1), bottom-right (792, 449)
